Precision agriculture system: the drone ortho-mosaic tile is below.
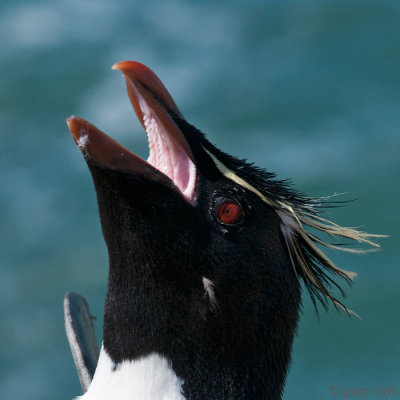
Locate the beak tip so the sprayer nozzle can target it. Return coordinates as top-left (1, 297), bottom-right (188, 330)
top-left (112, 60), bottom-right (137, 72)
top-left (66, 115), bottom-right (76, 136)
top-left (66, 115), bottom-right (76, 126)
top-left (66, 115), bottom-right (86, 144)
top-left (111, 63), bottom-right (121, 71)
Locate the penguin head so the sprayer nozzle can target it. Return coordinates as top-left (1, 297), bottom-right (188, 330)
top-left (67, 61), bottom-right (381, 396)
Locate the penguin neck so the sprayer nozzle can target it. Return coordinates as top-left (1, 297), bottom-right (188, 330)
top-left (99, 268), bottom-right (297, 400)
top-left (102, 256), bottom-right (201, 362)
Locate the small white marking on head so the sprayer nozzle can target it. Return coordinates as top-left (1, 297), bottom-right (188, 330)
top-left (202, 277), bottom-right (217, 308)
top-left (77, 346), bottom-right (185, 400)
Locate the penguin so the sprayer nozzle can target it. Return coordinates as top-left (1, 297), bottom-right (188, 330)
top-left (66, 61), bottom-right (382, 400)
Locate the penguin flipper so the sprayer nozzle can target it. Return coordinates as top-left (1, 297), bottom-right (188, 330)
top-left (64, 292), bottom-right (100, 393)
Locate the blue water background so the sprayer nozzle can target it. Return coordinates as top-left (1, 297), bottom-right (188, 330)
top-left (0, 1), bottom-right (399, 399)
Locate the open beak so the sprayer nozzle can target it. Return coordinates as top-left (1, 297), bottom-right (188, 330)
top-left (67, 61), bottom-right (197, 204)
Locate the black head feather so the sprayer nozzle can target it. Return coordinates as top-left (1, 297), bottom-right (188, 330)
top-left (178, 115), bottom-right (384, 316)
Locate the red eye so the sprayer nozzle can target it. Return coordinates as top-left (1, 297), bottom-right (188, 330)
top-left (216, 200), bottom-right (242, 224)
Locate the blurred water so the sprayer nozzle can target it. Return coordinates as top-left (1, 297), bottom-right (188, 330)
top-left (0, 1), bottom-right (399, 399)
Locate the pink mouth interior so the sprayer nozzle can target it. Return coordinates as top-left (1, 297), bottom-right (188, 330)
top-left (140, 107), bottom-right (197, 204)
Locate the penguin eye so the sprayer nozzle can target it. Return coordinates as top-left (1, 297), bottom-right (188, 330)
top-left (215, 197), bottom-right (243, 225)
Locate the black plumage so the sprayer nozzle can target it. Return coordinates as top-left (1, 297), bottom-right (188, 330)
top-left (67, 61), bottom-right (382, 400)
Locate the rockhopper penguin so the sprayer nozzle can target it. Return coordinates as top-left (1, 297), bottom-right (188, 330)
top-left (66, 61), bottom-right (382, 400)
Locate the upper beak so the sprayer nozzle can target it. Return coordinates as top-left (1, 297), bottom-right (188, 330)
top-left (112, 61), bottom-right (194, 162)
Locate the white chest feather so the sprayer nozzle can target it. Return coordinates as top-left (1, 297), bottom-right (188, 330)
top-left (77, 346), bottom-right (185, 400)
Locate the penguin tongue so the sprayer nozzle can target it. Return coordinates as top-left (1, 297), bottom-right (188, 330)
top-left (112, 61), bottom-right (197, 204)
top-left (67, 61), bottom-right (197, 204)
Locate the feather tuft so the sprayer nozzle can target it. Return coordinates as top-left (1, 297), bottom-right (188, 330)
top-left (277, 200), bottom-right (386, 315)
top-left (201, 144), bottom-right (387, 315)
